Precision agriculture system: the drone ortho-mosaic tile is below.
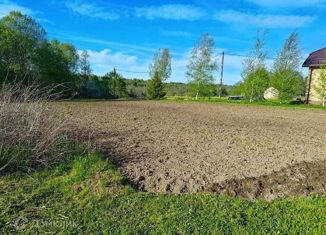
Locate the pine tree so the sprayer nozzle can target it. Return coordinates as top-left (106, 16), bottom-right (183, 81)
top-left (147, 71), bottom-right (166, 99)
top-left (146, 48), bottom-right (171, 100)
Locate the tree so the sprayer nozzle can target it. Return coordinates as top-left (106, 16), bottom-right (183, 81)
top-left (34, 40), bottom-right (80, 95)
top-left (242, 67), bottom-right (270, 101)
top-left (313, 64), bottom-right (326, 107)
top-left (241, 30), bottom-right (269, 102)
top-left (186, 33), bottom-right (218, 99)
top-left (0, 11), bottom-right (46, 82)
top-left (149, 48), bottom-right (171, 82)
top-left (80, 50), bottom-right (91, 85)
top-left (271, 32), bottom-right (303, 101)
top-left (147, 71), bottom-right (166, 99)
top-left (104, 68), bottom-right (127, 98)
top-left (147, 48), bottom-right (171, 99)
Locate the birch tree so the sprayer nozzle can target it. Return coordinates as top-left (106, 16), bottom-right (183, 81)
top-left (271, 32), bottom-right (303, 101)
top-left (186, 33), bottom-right (218, 100)
top-left (149, 48), bottom-right (171, 81)
top-left (80, 50), bottom-right (91, 85)
top-left (241, 30), bottom-right (269, 102)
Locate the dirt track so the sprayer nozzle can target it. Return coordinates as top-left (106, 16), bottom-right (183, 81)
top-left (64, 101), bottom-right (326, 199)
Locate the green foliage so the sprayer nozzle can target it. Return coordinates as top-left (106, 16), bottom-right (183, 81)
top-left (188, 82), bottom-right (217, 98)
top-left (240, 30), bottom-right (269, 102)
top-left (216, 85), bottom-right (229, 97)
top-left (104, 68), bottom-right (127, 98)
top-left (125, 78), bottom-right (147, 99)
top-left (0, 11), bottom-right (46, 81)
top-left (147, 71), bottom-right (166, 99)
top-left (1, 153), bottom-right (326, 234)
top-left (241, 67), bottom-right (270, 101)
top-left (165, 82), bottom-right (188, 96)
top-left (229, 81), bottom-right (244, 96)
top-left (0, 11), bottom-right (81, 97)
top-left (186, 33), bottom-right (218, 99)
top-left (270, 69), bottom-right (304, 101)
top-left (34, 40), bottom-right (81, 96)
top-left (84, 75), bottom-right (108, 98)
top-left (146, 48), bottom-right (171, 100)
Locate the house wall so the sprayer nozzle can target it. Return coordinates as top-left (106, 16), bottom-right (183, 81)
top-left (308, 68), bottom-right (325, 104)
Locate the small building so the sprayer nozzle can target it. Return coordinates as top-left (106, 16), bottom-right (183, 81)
top-left (302, 47), bottom-right (326, 104)
top-left (264, 87), bottom-right (279, 100)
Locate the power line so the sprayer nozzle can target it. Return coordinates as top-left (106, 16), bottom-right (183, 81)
top-left (117, 69), bottom-right (148, 74)
top-left (221, 52), bottom-right (276, 60)
top-left (94, 51), bottom-right (276, 75)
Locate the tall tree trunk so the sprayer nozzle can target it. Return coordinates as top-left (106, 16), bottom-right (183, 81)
top-left (196, 81), bottom-right (200, 100)
top-left (250, 84), bottom-right (254, 103)
top-left (323, 96), bottom-right (326, 107)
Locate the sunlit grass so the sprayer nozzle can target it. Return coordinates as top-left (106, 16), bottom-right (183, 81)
top-left (1, 153), bottom-right (326, 234)
top-left (164, 96), bottom-right (326, 110)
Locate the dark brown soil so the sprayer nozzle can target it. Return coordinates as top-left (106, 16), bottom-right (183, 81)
top-left (61, 101), bottom-right (326, 199)
top-left (209, 159), bottom-right (326, 201)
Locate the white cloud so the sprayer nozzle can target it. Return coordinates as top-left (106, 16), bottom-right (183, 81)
top-left (81, 48), bottom-right (150, 77)
top-left (215, 10), bottom-right (315, 28)
top-left (63, 35), bottom-right (156, 55)
top-left (60, 34), bottom-right (186, 57)
top-left (66, 1), bottom-right (120, 20)
top-left (246, 0), bottom-right (326, 8)
top-left (135, 4), bottom-right (206, 21)
top-left (80, 48), bottom-right (191, 82)
top-left (85, 49), bottom-right (137, 67)
top-left (161, 30), bottom-right (192, 38)
top-left (0, 0), bottom-right (34, 18)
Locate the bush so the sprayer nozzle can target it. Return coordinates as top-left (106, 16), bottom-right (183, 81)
top-left (0, 83), bottom-right (92, 173)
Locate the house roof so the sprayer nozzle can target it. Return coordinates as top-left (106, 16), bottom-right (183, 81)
top-left (303, 48), bottom-right (326, 67)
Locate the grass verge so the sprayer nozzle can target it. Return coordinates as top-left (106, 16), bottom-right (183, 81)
top-left (1, 153), bottom-right (325, 234)
top-left (164, 96), bottom-right (326, 110)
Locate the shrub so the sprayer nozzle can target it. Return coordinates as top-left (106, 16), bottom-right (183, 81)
top-left (0, 83), bottom-right (92, 173)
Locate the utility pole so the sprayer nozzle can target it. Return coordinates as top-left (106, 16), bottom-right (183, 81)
top-left (219, 51), bottom-right (225, 98)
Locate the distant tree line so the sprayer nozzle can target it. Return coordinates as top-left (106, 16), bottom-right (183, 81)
top-left (0, 11), bottom-right (194, 100)
top-left (0, 11), bottom-right (307, 102)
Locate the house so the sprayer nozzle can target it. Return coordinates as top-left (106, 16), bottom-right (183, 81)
top-left (302, 48), bottom-right (326, 104)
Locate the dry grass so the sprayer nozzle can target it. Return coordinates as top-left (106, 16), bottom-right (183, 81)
top-left (0, 83), bottom-right (93, 173)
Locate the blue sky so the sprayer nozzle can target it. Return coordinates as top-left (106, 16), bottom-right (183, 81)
top-left (1, 0), bottom-right (326, 84)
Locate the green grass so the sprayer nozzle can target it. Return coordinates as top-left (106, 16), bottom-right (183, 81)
top-left (165, 96), bottom-right (326, 110)
top-left (1, 153), bottom-right (326, 234)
